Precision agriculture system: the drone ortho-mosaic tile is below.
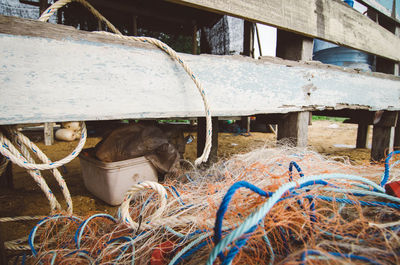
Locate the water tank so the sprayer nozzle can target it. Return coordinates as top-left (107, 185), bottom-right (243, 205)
top-left (312, 0), bottom-right (374, 72)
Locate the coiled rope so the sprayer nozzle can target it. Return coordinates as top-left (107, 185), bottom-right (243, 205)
top-left (39, 0), bottom-right (212, 166)
top-left (0, 123), bottom-right (87, 214)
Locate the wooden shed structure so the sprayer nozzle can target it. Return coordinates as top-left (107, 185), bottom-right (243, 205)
top-left (0, 0), bottom-right (400, 161)
top-left (0, 0), bottom-right (400, 263)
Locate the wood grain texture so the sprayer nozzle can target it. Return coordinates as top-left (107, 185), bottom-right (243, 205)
top-left (168, 0), bottom-right (400, 61)
top-left (358, 0), bottom-right (399, 22)
top-left (371, 111), bottom-right (398, 160)
top-left (1, 15), bottom-right (400, 125)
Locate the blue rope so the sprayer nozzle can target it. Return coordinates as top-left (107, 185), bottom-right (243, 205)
top-left (213, 181), bottom-right (273, 263)
top-left (300, 249), bottom-right (383, 265)
top-left (74, 213), bottom-right (117, 249)
top-left (172, 238), bottom-right (210, 265)
top-left (21, 254), bottom-right (26, 265)
top-left (305, 195), bottom-right (400, 210)
top-left (105, 236), bottom-right (135, 264)
top-left (29, 215), bottom-right (82, 256)
top-left (289, 161), bottom-right (304, 180)
top-left (382, 150), bottom-right (400, 186)
top-left (214, 181), bottom-right (272, 244)
top-left (221, 225), bottom-right (258, 265)
top-left (207, 174), bottom-right (389, 265)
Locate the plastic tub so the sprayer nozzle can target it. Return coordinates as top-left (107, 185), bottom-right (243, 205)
top-left (79, 149), bottom-right (158, 206)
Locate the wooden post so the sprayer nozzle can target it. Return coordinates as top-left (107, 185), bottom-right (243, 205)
top-left (356, 123), bottom-right (369, 148)
top-left (0, 128), bottom-right (13, 189)
top-left (132, 15), bottom-right (138, 36)
top-left (371, 111), bottom-right (398, 161)
top-left (255, 24), bottom-right (262, 57)
top-left (241, 116), bottom-right (251, 133)
top-left (192, 21), bottom-right (198, 55)
top-left (276, 29), bottom-right (312, 146)
top-left (0, 230), bottom-right (6, 265)
top-left (393, 26), bottom-right (400, 150)
top-left (197, 117), bottom-right (218, 164)
top-left (277, 112), bottom-right (309, 147)
top-left (276, 30), bottom-right (313, 61)
top-left (39, 0), bottom-right (48, 17)
top-left (243, 21), bottom-right (254, 58)
top-left (44, 122), bottom-right (54, 146)
top-left (394, 114), bottom-right (400, 150)
top-left (241, 21), bottom-right (254, 133)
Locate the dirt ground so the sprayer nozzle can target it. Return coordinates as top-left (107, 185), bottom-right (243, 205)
top-left (0, 120), bottom-right (374, 248)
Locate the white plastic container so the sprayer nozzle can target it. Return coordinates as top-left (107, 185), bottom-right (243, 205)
top-left (79, 149), bottom-right (158, 206)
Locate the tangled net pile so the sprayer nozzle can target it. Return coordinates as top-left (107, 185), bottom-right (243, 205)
top-left (13, 146), bottom-right (400, 264)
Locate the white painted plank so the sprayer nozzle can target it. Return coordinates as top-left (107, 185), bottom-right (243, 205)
top-left (0, 31), bottom-right (399, 125)
top-left (169, 0), bottom-right (400, 61)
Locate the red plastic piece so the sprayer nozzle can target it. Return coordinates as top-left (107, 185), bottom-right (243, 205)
top-left (150, 241), bottom-right (175, 265)
top-left (385, 181), bottom-right (400, 198)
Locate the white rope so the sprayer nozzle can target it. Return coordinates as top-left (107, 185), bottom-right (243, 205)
top-left (39, 0), bottom-right (212, 166)
top-left (119, 181), bottom-right (168, 230)
top-left (10, 128), bottom-right (74, 213)
top-left (0, 124), bottom-right (86, 213)
top-left (0, 216), bottom-right (44, 223)
top-left (0, 123), bottom-right (87, 171)
top-left (0, 131), bottom-right (62, 212)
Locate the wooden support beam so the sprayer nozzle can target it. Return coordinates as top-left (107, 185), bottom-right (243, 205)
top-left (276, 30), bottom-right (312, 146)
top-left (394, 113), bottom-right (400, 150)
top-left (44, 122), bottom-right (54, 146)
top-left (240, 20), bottom-right (254, 132)
top-left (197, 117), bottom-right (218, 164)
top-left (277, 112), bottom-right (309, 147)
top-left (243, 21), bottom-right (254, 58)
top-left (276, 30), bottom-right (313, 61)
top-left (371, 111), bottom-right (398, 161)
top-left (168, 0), bottom-right (400, 61)
top-left (39, 0), bottom-right (47, 16)
top-left (241, 116), bottom-right (250, 133)
top-left (359, 0), bottom-right (400, 22)
top-left (1, 129), bottom-right (13, 189)
top-left (132, 15), bottom-right (138, 36)
top-left (356, 123), bottom-right (370, 148)
top-left (0, 229), bottom-right (6, 265)
top-left (1, 16), bottom-right (399, 125)
top-left (192, 21), bottom-right (198, 55)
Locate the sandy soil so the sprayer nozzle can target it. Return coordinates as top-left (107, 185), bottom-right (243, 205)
top-left (0, 120), bottom-right (374, 246)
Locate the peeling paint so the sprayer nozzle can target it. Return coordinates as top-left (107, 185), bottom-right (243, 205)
top-left (0, 33), bottom-right (399, 125)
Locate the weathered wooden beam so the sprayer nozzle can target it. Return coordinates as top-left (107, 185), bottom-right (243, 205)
top-left (192, 20), bottom-right (198, 55)
top-left (0, 161), bottom-right (13, 189)
top-left (276, 30), bottom-right (312, 146)
top-left (276, 30), bottom-right (313, 61)
top-left (243, 21), bottom-right (254, 58)
top-left (39, 0), bottom-right (47, 16)
top-left (358, 0), bottom-right (400, 23)
top-left (394, 112), bottom-right (400, 150)
top-left (0, 15), bottom-right (399, 125)
top-left (277, 112), bottom-right (309, 147)
top-left (371, 111), bottom-right (398, 161)
top-left (356, 123), bottom-right (370, 148)
top-left (240, 116), bottom-right (251, 133)
top-left (168, 0), bottom-right (400, 61)
top-left (0, 229), bottom-right (6, 265)
top-left (44, 122), bottom-right (54, 146)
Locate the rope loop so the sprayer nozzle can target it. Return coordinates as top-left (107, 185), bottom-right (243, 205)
top-left (119, 181), bottom-right (168, 230)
